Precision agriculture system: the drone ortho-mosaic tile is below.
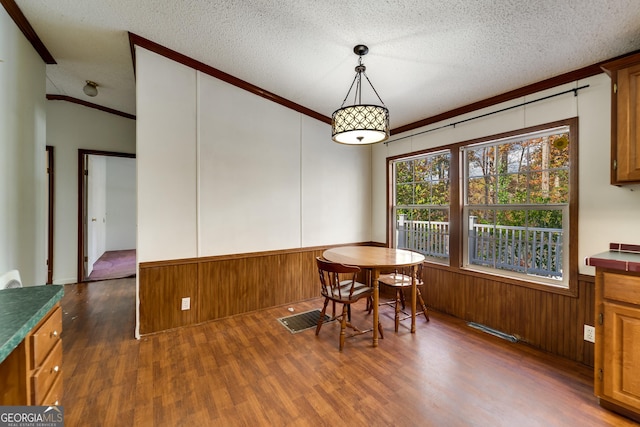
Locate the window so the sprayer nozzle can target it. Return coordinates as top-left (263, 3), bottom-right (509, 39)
top-left (389, 119), bottom-right (576, 292)
top-left (392, 151), bottom-right (451, 264)
top-left (463, 126), bottom-right (570, 287)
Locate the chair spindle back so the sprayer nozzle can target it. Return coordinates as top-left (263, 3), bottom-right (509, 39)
top-left (316, 257), bottom-right (361, 300)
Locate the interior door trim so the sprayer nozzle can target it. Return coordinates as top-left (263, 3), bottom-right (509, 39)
top-left (46, 145), bottom-right (54, 284)
top-left (77, 149), bottom-right (136, 283)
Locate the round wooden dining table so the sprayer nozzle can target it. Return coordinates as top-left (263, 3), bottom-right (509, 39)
top-left (322, 245), bottom-right (425, 347)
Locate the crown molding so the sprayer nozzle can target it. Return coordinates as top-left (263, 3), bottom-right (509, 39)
top-left (393, 48), bottom-right (640, 136)
top-left (128, 32), bottom-right (331, 125)
top-left (46, 95), bottom-right (136, 120)
top-left (1, 0), bottom-right (55, 64)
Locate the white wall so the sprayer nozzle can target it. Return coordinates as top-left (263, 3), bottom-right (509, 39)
top-left (46, 101), bottom-right (135, 284)
top-left (136, 48), bottom-right (198, 262)
top-left (301, 115), bottom-right (372, 244)
top-left (0, 7), bottom-right (47, 287)
top-left (106, 156), bottom-right (136, 251)
top-left (198, 74), bottom-right (302, 255)
top-left (136, 47), bottom-right (371, 264)
top-left (372, 74), bottom-right (640, 275)
top-left (135, 47), bottom-right (372, 337)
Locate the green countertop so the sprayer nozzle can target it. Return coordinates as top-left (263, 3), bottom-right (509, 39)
top-left (0, 285), bottom-right (64, 364)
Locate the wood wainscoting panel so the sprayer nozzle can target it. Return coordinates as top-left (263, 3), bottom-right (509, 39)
top-left (138, 245), bottom-right (374, 335)
top-left (139, 263), bottom-right (199, 334)
top-left (253, 253), bottom-right (305, 308)
top-left (197, 250), bottom-right (322, 324)
top-left (423, 266), bottom-right (596, 366)
top-left (198, 258), bottom-right (252, 321)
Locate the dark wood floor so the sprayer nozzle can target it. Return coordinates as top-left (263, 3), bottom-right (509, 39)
top-left (60, 278), bottom-right (638, 426)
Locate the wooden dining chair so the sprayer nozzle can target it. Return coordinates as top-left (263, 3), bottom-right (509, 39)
top-left (315, 257), bottom-right (383, 350)
top-left (379, 263), bottom-right (429, 332)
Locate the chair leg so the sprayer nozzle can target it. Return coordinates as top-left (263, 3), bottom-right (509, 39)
top-left (417, 288), bottom-right (430, 322)
top-left (316, 298), bottom-right (329, 335)
top-left (339, 304), bottom-right (348, 351)
top-left (378, 319), bottom-right (384, 340)
top-left (394, 289), bottom-right (401, 332)
top-left (399, 288), bottom-right (406, 310)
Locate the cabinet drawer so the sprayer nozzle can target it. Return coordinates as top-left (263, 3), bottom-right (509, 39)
top-left (603, 272), bottom-right (640, 305)
top-left (31, 339), bottom-right (62, 405)
top-left (39, 373), bottom-right (63, 406)
top-left (31, 305), bottom-right (62, 368)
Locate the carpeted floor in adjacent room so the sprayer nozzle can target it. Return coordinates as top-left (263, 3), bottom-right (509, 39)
top-left (87, 249), bottom-right (136, 281)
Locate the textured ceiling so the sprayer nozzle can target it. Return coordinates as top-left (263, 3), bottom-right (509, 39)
top-left (12, 0), bottom-right (640, 129)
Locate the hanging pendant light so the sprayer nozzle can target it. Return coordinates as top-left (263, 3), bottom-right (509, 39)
top-left (331, 45), bottom-right (389, 145)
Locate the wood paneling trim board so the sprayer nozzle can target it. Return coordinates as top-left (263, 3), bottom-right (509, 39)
top-left (140, 245), bottom-right (596, 366)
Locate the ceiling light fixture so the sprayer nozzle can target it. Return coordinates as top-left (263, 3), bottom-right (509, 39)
top-left (331, 45), bottom-right (389, 145)
top-left (83, 80), bottom-right (98, 97)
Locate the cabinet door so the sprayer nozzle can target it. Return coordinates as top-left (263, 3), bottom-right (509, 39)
top-left (603, 300), bottom-right (640, 409)
top-left (615, 63), bottom-right (640, 182)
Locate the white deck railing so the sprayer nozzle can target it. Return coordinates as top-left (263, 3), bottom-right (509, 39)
top-left (396, 220), bottom-right (450, 259)
top-left (396, 219), bottom-right (563, 278)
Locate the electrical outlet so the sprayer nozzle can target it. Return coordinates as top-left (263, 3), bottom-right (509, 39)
top-left (584, 324), bottom-right (595, 343)
top-left (181, 297), bottom-right (190, 311)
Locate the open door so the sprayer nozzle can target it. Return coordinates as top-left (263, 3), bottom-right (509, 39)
top-left (78, 152), bottom-right (89, 281)
top-left (86, 155), bottom-right (107, 277)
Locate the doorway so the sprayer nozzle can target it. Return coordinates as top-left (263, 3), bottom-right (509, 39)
top-left (77, 149), bottom-right (136, 282)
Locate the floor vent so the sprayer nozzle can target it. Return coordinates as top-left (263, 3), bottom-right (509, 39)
top-left (467, 322), bottom-right (518, 343)
top-left (277, 309), bottom-right (331, 334)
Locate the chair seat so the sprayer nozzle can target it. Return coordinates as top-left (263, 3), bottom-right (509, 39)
top-left (379, 272), bottom-right (421, 288)
top-left (324, 280), bottom-right (372, 303)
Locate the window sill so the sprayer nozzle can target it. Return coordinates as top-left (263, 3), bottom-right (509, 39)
top-left (422, 260), bottom-right (578, 297)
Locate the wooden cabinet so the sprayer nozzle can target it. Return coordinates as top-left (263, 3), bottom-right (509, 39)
top-left (30, 304), bottom-right (63, 405)
top-left (0, 303), bottom-right (63, 405)
top-left (595, 270), bottom-right (640, 422)
top-left (602, 54), bottom-right (640, 185)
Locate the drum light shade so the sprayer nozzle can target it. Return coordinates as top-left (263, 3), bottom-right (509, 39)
top-left (331, 45), bottom-right (389, 145)
top-left (332, 104), bottom-right (389, 145)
